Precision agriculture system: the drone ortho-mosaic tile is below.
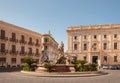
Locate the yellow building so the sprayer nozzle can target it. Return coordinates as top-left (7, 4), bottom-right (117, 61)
top-left (67, 24), bottom-right (120, 66)
top-left (0, 21), bottom-right (58, 67)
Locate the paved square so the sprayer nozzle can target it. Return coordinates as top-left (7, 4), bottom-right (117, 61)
top-left (0, 70), bottom-right (119, 83)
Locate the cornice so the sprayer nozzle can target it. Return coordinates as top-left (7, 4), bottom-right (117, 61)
top-left (67, 24), bottom-right (120, 32)
top-left (0, 21), bottom-right (42, 37)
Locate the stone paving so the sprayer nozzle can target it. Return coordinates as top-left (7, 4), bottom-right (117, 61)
top-left (0, 70), bottom-right (120, 83)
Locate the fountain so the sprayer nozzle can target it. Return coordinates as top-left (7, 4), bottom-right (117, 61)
top-left (36, 41), bottom-right (75, 72)
top-left (53, 41), bottom-right (75, 72)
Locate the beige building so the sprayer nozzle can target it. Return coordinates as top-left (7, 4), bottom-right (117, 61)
top-left (0, 21), bottom-right (58, 67)
top-left (67, 24), bottom-right (120, 66)
top-left (42, 34), bottom-right (58, 63)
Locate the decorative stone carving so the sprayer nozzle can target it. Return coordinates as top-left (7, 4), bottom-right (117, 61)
top-left (56, 41), bottom-right (66, 64)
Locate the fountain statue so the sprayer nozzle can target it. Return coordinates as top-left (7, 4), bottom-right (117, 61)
top-left (56, 41), bottom-right (66, 64)
top-left (52, 41), bottom-right (75, 72)
top-left (55, 41), bottom-right (75, 65)
top-left (36, 41), bottom-right (75, 72)
top-left (40, 51), bottom-right (49, 65)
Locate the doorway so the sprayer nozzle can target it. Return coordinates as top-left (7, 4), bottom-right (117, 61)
top-left (92, 56), bottom-right (98, 63)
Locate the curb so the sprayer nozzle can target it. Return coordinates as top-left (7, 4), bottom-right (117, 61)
top-left (21, 71), bottom-right (108, 77)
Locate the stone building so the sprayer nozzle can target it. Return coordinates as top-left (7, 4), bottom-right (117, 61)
top-left (67, 24), bottom-right (120, 66)
top-left (41, 34), bottom-right (58, 63)
top-left (0, 21), bottom-right (58, 67)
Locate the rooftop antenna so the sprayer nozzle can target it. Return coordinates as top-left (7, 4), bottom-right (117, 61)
top-left (48, 30), bottom-right (52, 36)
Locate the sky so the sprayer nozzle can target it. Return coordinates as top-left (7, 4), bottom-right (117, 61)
top-left (0, 0), bottom-right (120, 51)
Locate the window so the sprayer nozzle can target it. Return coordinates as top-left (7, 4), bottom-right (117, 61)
top-left (28, 48), bottom-right (32, 54)
top-left (104, 35), bottom-right (107, 38)
top-left (29, 37), bottom-right (32, 43)
top-left (114, 42), bottom-right (117, 50)
top-left (103, 56), bottom-right (107, 62)
top-left (12, 45), bottom-right (16, 53)
top-left (74, 36), bottom-right (77, 40)
top-left (74, 44), bottom-right (77, 50)
top-left (114, 56), bottom-right (117, 62)
top-left (1, 30), bottom-right (5, 39)
top-left (11, 58), bottom-right (16, 64)
top-left (94, 35), bottom-right (97, 39)
top-left (21, 46), bottom-right (25, 54)
top-left (44, 46), bottom-right (48, 50)
top-left (21, 58), bottom-right (24, 63)
top-left (1, 43), bottom-right (5, 52)
top-left (83, 35), bottom-right (86, 39)
top-left (12, 33), bottom-right (16, 40)
top-left (36, 39), bottom-right (39, 45)
top-left (83, 44), bottom-right (87, 50)
top-left (0, 58), bottom-right (6, 63)
top-left (84, 56), bottom-right (87, 60)
top-left (114, 34), bottom-right (117, 38)
top-left (44, 38), bottom-right (49, 43)
top-left (36, 49), bottom-right (39, 54)
top-left (103, 43), bottom-right (107, 50)
top-left (21, 35), bottom-right (25, 42)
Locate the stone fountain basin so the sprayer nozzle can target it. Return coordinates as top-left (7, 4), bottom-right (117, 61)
top-left (21, 71), bottom-right (108, 77)
top-left (52, 64), bottom-right (75, 72)
top-left (36, 64), bottom-right (75, 72)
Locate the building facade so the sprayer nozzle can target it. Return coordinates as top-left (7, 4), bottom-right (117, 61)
top-left (0, 21), bottom-right (58, 67)
top-left (67, 24), bottom-right (120, 66)
top-left (42, 34), bottom-right (58, 63)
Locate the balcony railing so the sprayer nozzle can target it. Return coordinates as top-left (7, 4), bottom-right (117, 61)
top-left (19, 51), bottom-right (27, 55)
top-left (19, 40), bottom-right (27, 44)
top-left (0, 36), bottom-right (8, 41)
top-left (28, 42), bottom-right (34, 45)
top-left (28, 52), bottom-right (34, 56)
top-left (35, 53), bottom-right (40, 56)
top-left (9, 38), bottom-right (18, 43)
top-left (9, 51), bottom-right (18, 55)
top-left (35, 43), bottom-right (40, 47)
top-left (91, 49), bottom-right (100, 52)
top-left (0, 49), bottom-right (8, 55)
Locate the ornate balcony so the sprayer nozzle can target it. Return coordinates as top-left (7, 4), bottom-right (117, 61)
top-left (9, 51), bottom-right (18, 55)
top-left (35, 53), bottom-right (40, 56)
top-left (35, 43), bottom-right (40, 47)
top-left (28, 52), bottom-right (34, 56)
top-left (28, 42), bottom-right (34, 45)
top-left (19, 51), bottom-right (27, 55)
top-left (0, 49), bottom-right (8, 55)
top-left (9, 38), bottom-right (18, 43)
top-left (0, 36), bottom-right (8, 41)
top-left (19, 40), bottom-right (27, 44)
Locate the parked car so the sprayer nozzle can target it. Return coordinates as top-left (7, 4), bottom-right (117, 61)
top-left (102, 64), bottom-right (109, 69)
top-left (109, 65), bottom-right (118, 70)
top-left (117, 65), bottom-right (120, 69)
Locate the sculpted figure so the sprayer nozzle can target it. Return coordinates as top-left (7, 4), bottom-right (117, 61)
top-left (56, 41), bottom-right (66, 64)
top-left (58, 41), bottom-right (64, 57)
top-left (54, 41), bottom-right (73, 64)
top-left (40, 51), bottom-right (49, 65)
